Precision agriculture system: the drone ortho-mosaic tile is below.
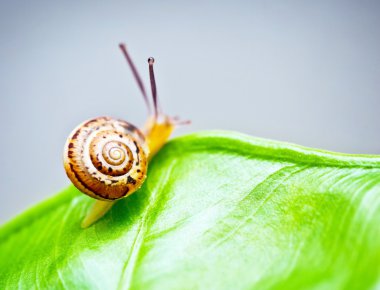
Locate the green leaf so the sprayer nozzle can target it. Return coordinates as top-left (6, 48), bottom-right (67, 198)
top-left (1, 131), bottom-right (379, 289)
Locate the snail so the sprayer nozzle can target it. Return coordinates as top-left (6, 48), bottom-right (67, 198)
top-left (63, 44), bottom-right (188, 228)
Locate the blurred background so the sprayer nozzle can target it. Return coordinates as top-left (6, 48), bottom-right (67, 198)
top-left (1, 0), bottom-right (379, 223)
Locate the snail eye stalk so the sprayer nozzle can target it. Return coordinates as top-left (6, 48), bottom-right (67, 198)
top-left (119, 43), bottom-right (151, 114)
top-left (148, 57), bottom-right (159, 118)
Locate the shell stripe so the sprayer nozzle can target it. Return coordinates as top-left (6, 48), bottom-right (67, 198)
top-left (68, 163), bottom-right (116, 200)
top-left (63, 116), bottom-right (148, 201)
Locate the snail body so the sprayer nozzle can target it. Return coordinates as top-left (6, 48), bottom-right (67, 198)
top-left (63, 44), bottom-right (185, 228)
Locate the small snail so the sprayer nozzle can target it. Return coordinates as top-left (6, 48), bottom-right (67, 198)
top-left (63, 44), bottom-right (188, 228)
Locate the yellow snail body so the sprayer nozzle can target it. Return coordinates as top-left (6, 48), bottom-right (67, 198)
top-left (63, 44), bottom-right (187, 228)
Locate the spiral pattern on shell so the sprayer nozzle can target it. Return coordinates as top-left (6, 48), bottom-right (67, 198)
top-left (63, 117), bottom-right (149, 200)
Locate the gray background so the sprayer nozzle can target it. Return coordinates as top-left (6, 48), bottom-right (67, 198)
top-left (1, 0), bottom-right (379, 223)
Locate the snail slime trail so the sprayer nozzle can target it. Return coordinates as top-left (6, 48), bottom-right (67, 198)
top-left (63, 43), bottom-right (189, 228)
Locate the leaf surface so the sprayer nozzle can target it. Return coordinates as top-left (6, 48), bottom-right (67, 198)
top-left (1, 131), bottom-right (379, 289)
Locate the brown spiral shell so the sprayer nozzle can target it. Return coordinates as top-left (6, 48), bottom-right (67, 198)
top-left (63, 117), bottom-right (149, 200)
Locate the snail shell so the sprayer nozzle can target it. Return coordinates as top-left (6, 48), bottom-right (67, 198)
top-left (63, 117), bottom-right (149, 200)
